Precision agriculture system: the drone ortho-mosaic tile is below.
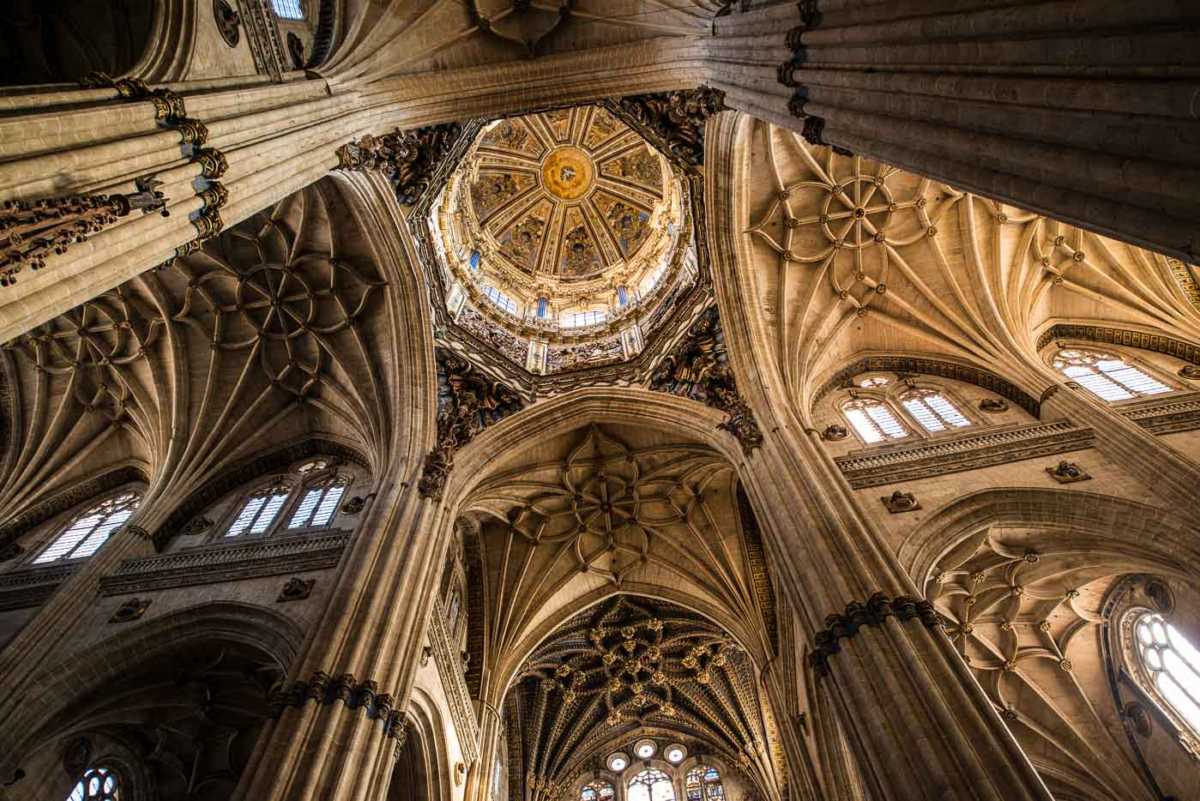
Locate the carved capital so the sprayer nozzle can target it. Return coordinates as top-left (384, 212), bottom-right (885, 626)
top-left (337, 123), bottom-right (463, 205)
top-left (810, 592), bottom-right (940, 677)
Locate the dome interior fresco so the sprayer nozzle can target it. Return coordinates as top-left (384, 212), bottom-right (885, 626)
top-left (424, 103), bottom-right (705, 378)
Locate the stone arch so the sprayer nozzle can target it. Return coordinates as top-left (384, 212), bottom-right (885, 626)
top-left (0, 601), bottom-right (302, 790)
top-left (389, 685), bottom-right (452, 801)
top-left (899, 487), bottom-right (1200, 592)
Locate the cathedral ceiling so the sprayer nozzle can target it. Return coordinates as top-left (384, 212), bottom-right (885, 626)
top-left (461, 424), bottom-right (775, 696)
top-left (0, 179), bottom-right (403, 547)
top-left (738, 120), bottom-right (1200, 426)
top-left (464, 106), bottom-right (668, 288)
top-left (507, 595), bottom-right (773, 798)
top-left (324, 1), bottom-right (720, 82)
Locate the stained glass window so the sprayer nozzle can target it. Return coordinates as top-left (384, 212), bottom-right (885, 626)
top-left (1053, 349), bottom-right (1171, 401)
top-left (66, 767), bottom-right (120, 801)
top-left (900, 389), bottom-right (971, 433)
top-left (271, 0), bottom-right (305, 19)
top-left (628, 768), bottom-right (675, 801)
top-left (226, 482), bottom-right (292, 537)
top-left (34, 492), bottom-right (140, 564)
top-left (842, 398), bottom-right (909, 444)
top-left (580, 781), bottom-right (615, 801)
top-left (1134, 612), bottom-right (1200, 737)
top-left (685, 767), bottom-right (724, 801)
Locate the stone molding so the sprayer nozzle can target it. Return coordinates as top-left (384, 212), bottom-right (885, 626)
top-left (0, 563), bottom-right (78, 611)
top-left (1037, 323), bottom-right (1200, 367)
top-left (269, 671), bottom-right (406, 742)
top-left (810, 593), bottom-right (940, 678)
top-left (98, 531), bottom-right (350, 596)
top-left (429, 597), bottom-right (481, 763)
top-left (834, 420), bottom-right (1094, 489)
top-left (1119, 392), bottom-right (1200, 435)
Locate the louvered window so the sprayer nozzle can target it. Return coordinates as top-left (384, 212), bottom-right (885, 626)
top-left (34, 493), bottom-right (140, 564)
top-left (1053, 349), bottom-right (1171, 401)
top-left (901, 389), bottom-right (971, 433)
top-left (842, 398), bottom-right (909, 444)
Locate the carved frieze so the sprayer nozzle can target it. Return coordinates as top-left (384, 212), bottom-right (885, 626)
top-left (428, 597), bottom-right (481, 763)
top-left (809, 593), bottom-right (940, 678)
top-left (338, 123), bottom-right (464, 205)
top-left (419, 350), bottom-right (524, 499)
top-left (616, 86), bottom-right (725, 167)
top-left (649, 306), bottom-right (763, 455)
top-left (0, 177), bottom-right (169, 286)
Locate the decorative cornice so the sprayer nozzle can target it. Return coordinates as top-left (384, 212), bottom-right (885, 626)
top-left (649, 305), bottom-right (763, 455)
top-left (429, 597), bottom-right (481, 763)
top-left (419, 350), bottom-right (524, 500)
top-left (99, 530), bottom-right (350, 595)
top-left (0, 563), bottom-right (78, 611)
top-left (1036, 323), bottom-right (1200, 366)
top-left (834, 420), bottom-right (1094, 488)
top-left (270, 671), bottom-right (407, 741)
top-left (815, 355), bottom-right (1042, 418)
top-left (615, 86), bottom-right (725, 168)
top-left (810, 593), bottom-right (939, 678)
top-left (1119, 392), bottom-right (1200, 435)
top-left (337, 123), bottom-right (464, 206)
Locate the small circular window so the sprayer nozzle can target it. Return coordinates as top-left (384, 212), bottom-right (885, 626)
top-left (606, 751), bottom-right (629, 772)
top-left (665, 743), bottom-right (687, 763)
top-left (633, 739), bottom-right (656, 759)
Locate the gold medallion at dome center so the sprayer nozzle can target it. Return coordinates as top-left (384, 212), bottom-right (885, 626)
top-left (542, 147), bottom-right (594, 200)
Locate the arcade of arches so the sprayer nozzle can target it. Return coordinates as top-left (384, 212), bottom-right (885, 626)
top-left (0, 3), bottom-right (1198, 801)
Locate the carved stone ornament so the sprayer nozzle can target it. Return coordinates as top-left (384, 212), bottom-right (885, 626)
top-left (881, 490), bottom-right (919, 513)
top-left (1179, 364), bottom-right (1200, 380)
top-left (1045, 460), bottom-right (1090, 484)
top-left (0, 176), bottom-right (169, 286)
top-left (617, 86), bottom-right (725, 167)
top-left (341, 496), bottom-right (365, 514)
top-left (270, 670), bottom-right (406, 740)
top-left (276, 576), bottom-right (316, 603)
top-left (180, 516), bottom-right (213, 536)
top-left (821, 423), bottom-right (848, 441)
top-left (979, 397), bottom-right (1009, 413)
top-left (214, 0), bottom-right (241, 47)
top-left (649, 306), bottom-right (763, 455)
top-left (810, 593), bottom-right (940, 678)
top-left (1122, 701), bottom-right (1153, 737)
top-left (108, 597), bottom-right (151, 624)
top-left (337, 123), bottom-right (463, 205)
top-left (418, 350), bottom-right (524, 500)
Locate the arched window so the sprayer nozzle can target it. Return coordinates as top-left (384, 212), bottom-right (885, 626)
top-left (841, 397), bottom-right (908, 444)
top-left (226, 481), bottom-right (292, 537)
top-left (34, 492), bottom-right (140, 564)
top-left (67, 766), bottom-right (121, 800)
top-left (271, 0), bottom-right (306, 19)
top-left (685, 766), bottom-right (725, 801)
top-left (580, 780), bottom-right (615, 801)
top-left (1052, 349), bottom-right (1171, 401)
top-left (286, 476), bottom-right (347, 529)
top-left (1134, 612), bottom-right (1200, 736)
top-left (900, 388), bottom-right (971, 433)
top-left (628, 769), bottom-right (675, 801)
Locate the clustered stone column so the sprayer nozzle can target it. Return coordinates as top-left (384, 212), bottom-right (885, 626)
top-left (710, 0), bottom-right (1200, 262)
top-left (706, 111), bottom-right (1053, 801)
